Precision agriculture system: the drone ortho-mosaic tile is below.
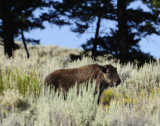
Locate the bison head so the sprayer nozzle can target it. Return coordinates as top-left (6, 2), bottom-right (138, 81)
top-left (100, 64), bottom-right (121, 86)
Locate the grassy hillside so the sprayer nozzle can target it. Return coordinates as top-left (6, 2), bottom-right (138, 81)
top-left (0, 44), bottom-right (160, 126)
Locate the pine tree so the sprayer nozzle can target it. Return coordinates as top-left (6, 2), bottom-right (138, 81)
top-left (54, 0), bottom-right (160, 63)
top-left (0, 0), bottom-right (48, 58)
top-left (49, 0), bottom-right (116, 58)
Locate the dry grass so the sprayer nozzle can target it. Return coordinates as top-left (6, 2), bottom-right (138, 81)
top-left (0, 43), bottom-right (160, 126)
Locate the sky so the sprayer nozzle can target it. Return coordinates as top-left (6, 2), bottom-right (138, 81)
top-left (25, 1), bottom-right (160, 59)
top-left (25, 21), bottom-right (160, 59)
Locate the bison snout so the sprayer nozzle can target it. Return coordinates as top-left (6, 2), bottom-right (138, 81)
top-left (116, 79), bottom-right (121, 85)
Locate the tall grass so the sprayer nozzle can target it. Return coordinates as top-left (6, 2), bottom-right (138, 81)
top-left (0, 44), bottom-right (160, 126)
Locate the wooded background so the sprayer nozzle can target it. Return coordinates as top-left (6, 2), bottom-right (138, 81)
top-left (0, 0), bottom-right (159, 64)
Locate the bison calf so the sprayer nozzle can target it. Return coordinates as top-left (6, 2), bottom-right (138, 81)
top-left (44, 64), bottom-right (121, 104)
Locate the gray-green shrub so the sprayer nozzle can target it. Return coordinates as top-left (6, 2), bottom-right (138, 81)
top-left (0, 44), bottom-right (160, 126)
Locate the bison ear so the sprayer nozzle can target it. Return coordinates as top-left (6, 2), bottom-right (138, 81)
top-left (100, 66), bottom-right (106, 73)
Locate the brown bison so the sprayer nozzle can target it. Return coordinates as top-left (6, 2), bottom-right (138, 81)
top-left (44, 64), bottom-right (121, 104)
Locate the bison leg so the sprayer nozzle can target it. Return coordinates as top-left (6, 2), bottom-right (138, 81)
top-left (97, 83), bottom-right (106, 105)
top-left (94, 78), bottom-right (102, 97)
top-left (62, 88), bottom-right (68, 100)
top-left (77, 84), bottom-right (79, 95)
top-left (97, 89), bottom-right (104, 105)
top-left (57, 86), bottom-right (61, 97)
top-left (94, 84), bottom-right (98, 97)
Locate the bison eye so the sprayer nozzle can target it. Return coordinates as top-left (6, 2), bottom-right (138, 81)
top-left (107, 70), bottom-right (111, 73)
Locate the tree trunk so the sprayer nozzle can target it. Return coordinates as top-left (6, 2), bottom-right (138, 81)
top-left (117, 0), bottom-right (129, 63)
top-left (1, 1), bottom-right (15, 58)
top-left (3, 27), bottom-right (14, 58)
top-left (20, 28), bottom-right (30, 58)
top-left (92, 15), bottom-right (101, 57)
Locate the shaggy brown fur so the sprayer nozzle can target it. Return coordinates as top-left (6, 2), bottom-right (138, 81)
top-left (45, 64), bottom-right (121, 104)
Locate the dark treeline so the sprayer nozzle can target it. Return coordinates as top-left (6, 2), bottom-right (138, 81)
top-left (0, 0), bottom-right (160, 64)
top-left (0, 0), bottom-right (48, 58)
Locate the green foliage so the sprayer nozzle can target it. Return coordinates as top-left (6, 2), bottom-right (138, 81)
top-left (143, 0), bottom-right (160, 9)
top-left (0, 66), bottom-right (41, 97)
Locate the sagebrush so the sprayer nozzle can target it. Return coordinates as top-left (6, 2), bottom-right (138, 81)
top-left (0, 43), bottom-right (160, 126)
